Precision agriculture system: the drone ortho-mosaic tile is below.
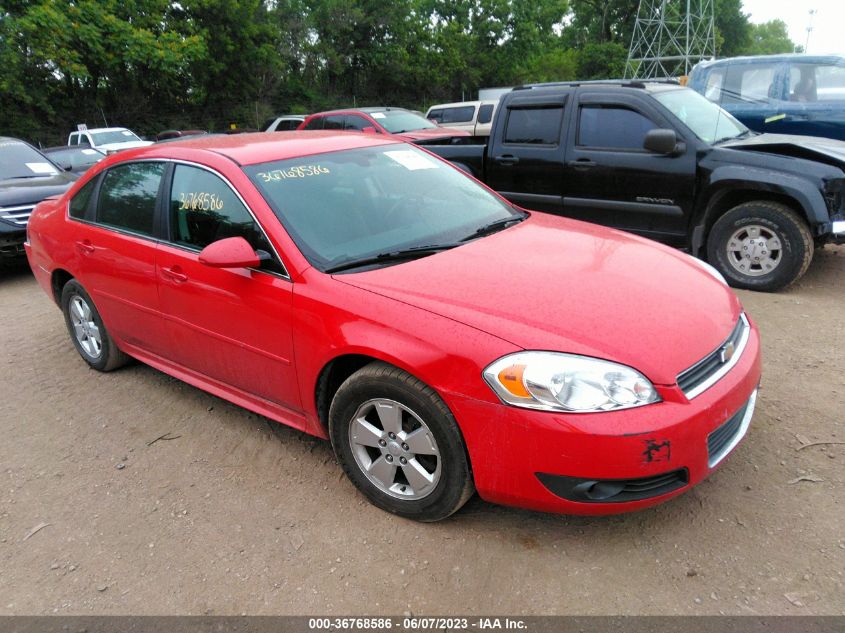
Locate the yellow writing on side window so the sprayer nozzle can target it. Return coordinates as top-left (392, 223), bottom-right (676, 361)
top-left (179, 192), bottom-right (225, 212)
top-left (256, 165), bottom-right (330, 182)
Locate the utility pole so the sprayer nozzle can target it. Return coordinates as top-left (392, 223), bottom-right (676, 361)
top-left (804, 9), bottom-right (816, 54)
top-left (625, 0), bottom-right (716, 79)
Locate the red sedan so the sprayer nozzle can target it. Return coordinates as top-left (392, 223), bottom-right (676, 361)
top-left (298, 107), bottom-right (470, 144)
top-left (25, 132), bottom-right (761, 521)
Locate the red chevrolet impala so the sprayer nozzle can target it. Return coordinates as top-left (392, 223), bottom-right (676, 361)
top-left (25, 132), bottom-right (761, 521)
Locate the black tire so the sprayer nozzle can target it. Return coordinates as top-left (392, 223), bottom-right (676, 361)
top-left (329, 362), bottom-right (474, 522)
top-left (60, 279), bottom-right (130, 372)
top-left (706, 201), bottom-right (813, 292)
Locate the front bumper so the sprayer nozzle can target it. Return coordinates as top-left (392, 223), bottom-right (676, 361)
top-left (445, 319), bottom-right (762, 515)
top-left (0, 221), bottom-right (26, 259)
top-left (831, 218), bottom-right (845, 244)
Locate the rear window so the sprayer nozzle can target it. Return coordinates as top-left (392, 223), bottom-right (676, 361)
top-left (503, 107), bottom-right (563, 145)
top-left (429, 106), bottom-right (475, 124)
top-left (96, 162), bottom-right (164, 236)
top-left (69, 178), bottom-right (96, 220)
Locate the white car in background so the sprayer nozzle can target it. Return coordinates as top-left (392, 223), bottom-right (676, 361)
top-left (425, 100), bottom-right (498, 136)
top-left (67, 127), bottom-right (153, 154)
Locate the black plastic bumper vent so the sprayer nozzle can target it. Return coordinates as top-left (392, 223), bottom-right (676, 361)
top-left (536, 469), bottom-right (689, 504)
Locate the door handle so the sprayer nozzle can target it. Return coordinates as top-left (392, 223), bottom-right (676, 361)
top-left (161, 266), bottom-right (188, 283)
top-left (567, 159), bottom-right (597, 169)
top-left (75, 240), bottom-right (95, 254)
top-left (493, 154), bottom-right (520, 166)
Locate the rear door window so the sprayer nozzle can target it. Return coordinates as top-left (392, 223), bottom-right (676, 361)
top-left (503, 107), bottom-right (563, 145)
top-left (723, 64), bottom-right (777, 104)
top-left (302, 117), bottom-right (324, 131)
top-left (95, 162), bottom-right (165, 236)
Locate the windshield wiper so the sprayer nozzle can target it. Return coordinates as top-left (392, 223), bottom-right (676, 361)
top-left (459, 213), bottom-right (527, 242)
top-left (324, 244), bottom-right (459, 274)
top-left (713, 129), bottom-right (756, 145)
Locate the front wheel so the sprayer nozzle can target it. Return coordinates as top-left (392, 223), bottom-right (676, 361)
top-left (706, 201), bottom-right (813, 292)
top-left (329, 362), bottom-right (474, 521)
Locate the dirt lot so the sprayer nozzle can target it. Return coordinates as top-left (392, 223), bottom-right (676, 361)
top-left (0, 248), bottom-right (843, 616)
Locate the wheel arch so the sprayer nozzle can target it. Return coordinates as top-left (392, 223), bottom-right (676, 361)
top-left (50, 268), bottom-right (75, 305)
top-left (691, 169), bottom-right (825, 256)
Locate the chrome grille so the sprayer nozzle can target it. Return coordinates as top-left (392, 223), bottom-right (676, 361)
top-left (0, 204), bottom-right (35, 226)
top-left (677, 313), bottom-right (750, 399)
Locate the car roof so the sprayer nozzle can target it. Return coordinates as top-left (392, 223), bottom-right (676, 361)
top-left (426, 100), bottom-right (497, 110)
top-left (128, 130), bottom-right (404, 166)
top-left (75, 127), bottom-right (131, 134)
top-left (694, 53), bottom-right (845, 70)
top-left (515, 80), bottom-right (684, 94)
top-left (312, 107), bottom-right (412, 116)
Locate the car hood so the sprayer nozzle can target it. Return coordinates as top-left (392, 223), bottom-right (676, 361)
top-left (97, 140), bottom-right (154, 152)
top-left (0, 172), bottom-right (76, 207)
top-left (722, 133), bottom-right (845, 167)
top-left (336, 213), bottom-right (743, 385)
top-left (398, 127), bottom-right (471, 142)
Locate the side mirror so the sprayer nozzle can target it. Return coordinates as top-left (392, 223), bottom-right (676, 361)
top-left (198, 237), bottom-right (260, 269)
top-left (362, 126), bottom-right (378, 134)
top-left (644, 129), bottom-right (682, 155)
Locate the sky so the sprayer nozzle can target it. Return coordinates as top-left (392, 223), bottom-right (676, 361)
top-left (741, 0), bottom-right (845, 55)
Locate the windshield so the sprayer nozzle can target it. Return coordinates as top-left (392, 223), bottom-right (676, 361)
top-left (654, 88), bottom-right (748, 144)
top-left (90, 129), bottom-right (141, 145)
top-left (245, 145), bottom-right (520, 272)
top-left (0, 141), bottom-right (60, 180)
top-left (373, 111), bottom-right (438, 134)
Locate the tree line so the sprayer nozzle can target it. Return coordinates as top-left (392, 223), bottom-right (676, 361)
top-left (0, 0), bottom-right (798, 146)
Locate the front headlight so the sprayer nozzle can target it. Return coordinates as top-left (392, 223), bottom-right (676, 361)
top-left (483, 352), bottom-right (660, 413)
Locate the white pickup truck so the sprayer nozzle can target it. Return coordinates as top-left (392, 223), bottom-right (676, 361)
top-left (67, 127), bottom-right (152, 154)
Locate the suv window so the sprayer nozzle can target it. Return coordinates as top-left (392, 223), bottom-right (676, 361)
top-left (789, 63), bottom-right (845, 102)
top-left (477, 104), bottom-right (494, 125)
top-left (168, 164), bottom-right (284, 274)
top-left (503, 107), bottom-right (563, 145)
top-left (96, 162), bottom-right (164, 236)
top-left (578, 106), bottom-right (657, 150)
top-left (69, 178), bottom-right (97, 220)
top-left (723, 63), bottom-right (776, 104)
top-left (432, 106), bottom-right (475, 124)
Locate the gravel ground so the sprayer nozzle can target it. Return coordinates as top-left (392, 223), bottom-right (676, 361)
top-left (0, 248), bottom-right (843, 616)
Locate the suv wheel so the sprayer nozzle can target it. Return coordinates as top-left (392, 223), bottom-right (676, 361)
top-left (707, 201), bottom-right (813, 291)
top-left (329, 362), bottom-right (474, 522)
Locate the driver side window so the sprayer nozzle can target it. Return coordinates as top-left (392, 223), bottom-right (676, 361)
top-left (168, 164), bottom-right (285, 275)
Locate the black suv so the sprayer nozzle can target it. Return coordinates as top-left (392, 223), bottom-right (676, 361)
top-left (430, 81), bottom-right (845, 291)
top-left (0, 138), bottom-right (76, 264)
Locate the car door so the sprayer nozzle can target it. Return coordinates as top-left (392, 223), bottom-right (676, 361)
top-left (562, 93), bottom-right (695, 242)
top-left (156, 162), bottom-right (301, 410)
top-left (484, 93), bottom-right (569, 215)
top-left (67, 161), bottom-right (170, 355)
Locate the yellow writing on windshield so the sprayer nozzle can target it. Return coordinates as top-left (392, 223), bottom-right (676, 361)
top-left (257, 165), bottom-right (331, 182)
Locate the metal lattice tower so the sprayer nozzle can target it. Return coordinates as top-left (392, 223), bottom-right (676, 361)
top-left (625, 0), bottom-right (715, 79)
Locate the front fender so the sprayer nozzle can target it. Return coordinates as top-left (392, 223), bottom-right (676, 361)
top-left (700, 165), bottom-right (829, 225)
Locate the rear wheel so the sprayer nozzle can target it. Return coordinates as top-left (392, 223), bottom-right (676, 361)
top-left (60, 279), bottom-right (130, 371)
top-left (329, 362), bottom-right (474, 521)
top-left (707, 201), bottom-right (813, 291)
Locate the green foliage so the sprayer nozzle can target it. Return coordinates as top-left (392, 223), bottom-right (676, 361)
top-left (0, 0), bottom-right (803, 144)
top-left (746, 19), bottom-right (798, 56)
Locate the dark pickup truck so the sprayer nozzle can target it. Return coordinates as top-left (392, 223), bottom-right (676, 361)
top-left (429, 81), bottom-right (845, 291)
